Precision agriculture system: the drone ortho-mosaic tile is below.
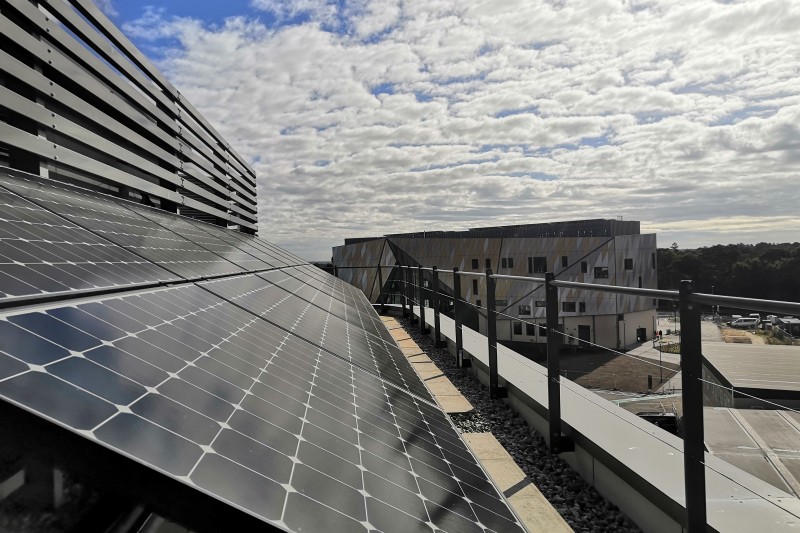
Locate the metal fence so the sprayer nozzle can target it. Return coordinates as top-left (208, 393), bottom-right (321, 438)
top-left (335, 262), bottom-right (800, 533)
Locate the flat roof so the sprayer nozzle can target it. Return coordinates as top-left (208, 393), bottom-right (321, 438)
top-left (705, 408), bottom-right (800, 497)
top-left (702, 343), bottom-right (800, 394)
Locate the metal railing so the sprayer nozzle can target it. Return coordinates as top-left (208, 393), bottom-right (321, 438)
top-left (335, 262), bottom-right (800, 533)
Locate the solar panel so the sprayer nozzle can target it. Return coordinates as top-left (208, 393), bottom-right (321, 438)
top-left (0, 182), bottom-right (178, 301)
top-left (181, 217), bottom-right (295, 268)
top-left (0, 285), bottom-right (525, 532)
top-left (124, 202), bottom-right (276, 271)
top-left (200, 273), bottom-right (433, 401)
top-left (256, 269), bottom-right (385, 337)
top-left (0, 174), bottom-right (246, 280)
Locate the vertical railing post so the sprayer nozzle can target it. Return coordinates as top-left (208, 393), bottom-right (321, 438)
top-left (400, 266), bottom-right (408, 317)
top-left (377, 263), bottom-right (386, 315)
top-left (545, 272), bottom-right (566, 453)
top-left (432, 266), bottom-right (444, 347)
top-left (408, 267), bottom-right (417, 324)
top-left (453, 268), bottom-right (468, 367)
top-left (680, 280), bottom-right (706, 532)
top-left (418, 266), bottom-right (428, 335)
top-left (486, 269), bottom-right (506, 399)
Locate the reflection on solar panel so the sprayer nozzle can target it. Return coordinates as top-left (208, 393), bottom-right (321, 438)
top-left (0, 183), bottom-right (178, 301)
top-left (0, 171), bottom-right (525, 532)
top-left (0, 174), bottom-right (246, 280)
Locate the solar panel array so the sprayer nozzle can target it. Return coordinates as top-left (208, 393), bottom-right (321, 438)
top-left (0, 171), bottom-right (525, 532)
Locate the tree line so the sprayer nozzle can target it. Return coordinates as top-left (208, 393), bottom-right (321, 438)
top-left (657, 243), bottom-right (800, 304)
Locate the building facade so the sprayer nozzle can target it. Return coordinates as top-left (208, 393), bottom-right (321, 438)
top-left (333, 219), bottom-right (658, 350)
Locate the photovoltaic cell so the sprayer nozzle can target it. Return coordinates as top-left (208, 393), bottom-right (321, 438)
top-left (0, 184), bottom-right (178, 300)
top-left (0, 174), bottom-right (245, 280)
top-left (0, 285), bottom-right (525, 532)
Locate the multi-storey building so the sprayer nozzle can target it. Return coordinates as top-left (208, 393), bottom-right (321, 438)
top-left (333, 219), bottom-right (658, 351)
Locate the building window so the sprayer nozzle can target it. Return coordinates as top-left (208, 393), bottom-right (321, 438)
top-left (594, 266), bottom-right (609, 278)
top-left (513, 322), bottom-right (522, 335)
top-left (562, 302), bottom-right (576, 312)
top-left (578, 302), bottom-right (586, 312)
top-left (532, 257), bottom-right (547, 273)
top-left (485, 258), bottom-right (491, 269)
top-left (472, 279), bottom-right (478, 293)
top-left (507, 257), bottom-right (514, 268)
top-left (535, 300), bottom-right (546, 307)
top-left (496, 300), bottom-right (508, 307)
top-left (639, 276), bottom-right (643, 288)
top-left (624, 258), bottom-right (634, 270)
top-left (581, 261), bottom-right (588, 273)
top-left (561, 256), bottom-right (568, 268)
top-left (527, 257), bottom-right (532, 273)
top-left (476, 299), bottom-right (482, 308)
top-left (519, 305), bottom-right (531, 315)
top-left (501, 258), bottom-right (507, 269)
top-left (526, 322), bottom-right (536, 336)
top-left (651, 252), bottom-right (656, 269)
top-left (538, 325), bottom-right (547, 336)
top-left (472, 258), bottom-right (478, 270)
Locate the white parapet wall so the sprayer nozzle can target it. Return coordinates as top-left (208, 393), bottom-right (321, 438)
top-left (411, 306), bottom-right (800, 533)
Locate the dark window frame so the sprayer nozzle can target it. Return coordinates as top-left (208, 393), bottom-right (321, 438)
top-left (513, 322), bottom-right (522, 335)
top-left (532, 256), bottom-right (547, 273)
top-left (562, 301), bottom-right (576, 312)
top-left (624, 258), bottom-right (634, 270)
top-left (594, 266), bottom-right (609, 278)
top-left (471, 258), bottom-right (479, 270)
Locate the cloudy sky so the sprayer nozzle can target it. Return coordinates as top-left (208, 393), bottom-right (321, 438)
top-left (99, 0), bottom-right (800, 260)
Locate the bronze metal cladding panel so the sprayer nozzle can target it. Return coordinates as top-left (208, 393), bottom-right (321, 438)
top-left (332, 239), bottom-right (387, 302)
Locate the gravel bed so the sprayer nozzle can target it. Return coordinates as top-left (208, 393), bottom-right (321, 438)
top-left (399, 317), bottom-right (641, 533)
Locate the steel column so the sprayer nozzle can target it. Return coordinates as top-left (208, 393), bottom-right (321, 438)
top-left (400, 266), bottom-right (408, 317)
top-left (377, 263), bottom-right (386, 315)
top-left (486, 269), bottom-right (506, 398)
top-left (680, 279), bottom-right (707, 532)
top-left (418, 266), bottom-right (428, 334)
top-left (453, 268), bottom-right (468, 367)
top-left (545, 272), bottom-right (566, 453)
top-left (408, 267), bottom-right (417, 324)
top-left (432, 266), bottom-right (444, 347)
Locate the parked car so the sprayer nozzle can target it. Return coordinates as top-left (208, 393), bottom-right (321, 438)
top-left (730, 317), bottom-right (759, 329)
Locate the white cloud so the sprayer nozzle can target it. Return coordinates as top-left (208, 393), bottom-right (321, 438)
top-left (122, 0), bottom-right (800, 259)
top-left (93, 0), bottom-right (117, 17)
